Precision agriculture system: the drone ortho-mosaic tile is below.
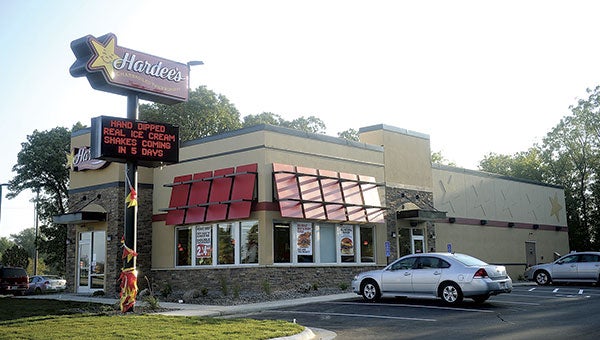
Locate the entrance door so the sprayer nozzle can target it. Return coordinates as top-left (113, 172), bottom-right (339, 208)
top-left (411, 229), bottom-right (425, 254)
top-left (77, 231), bottom-right (106, 293)
top-left (525, 241), bottom-right (537, 267)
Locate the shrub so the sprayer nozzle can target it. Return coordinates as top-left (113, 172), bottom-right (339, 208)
top-left (219, 276), bottom-right (229, 296)
top-left (160, 283), bottom-right (172, 298)
top-left (339, 282), bottom-right (349, 290)
top-left (262, 279), bottom-right (271, 295)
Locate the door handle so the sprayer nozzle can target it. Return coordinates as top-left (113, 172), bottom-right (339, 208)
top-left (404, 272), bottom-right (411, 276)
top-left (433, 271), bottom-right (441, 275)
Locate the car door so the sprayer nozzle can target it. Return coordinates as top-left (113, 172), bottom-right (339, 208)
top-left (552, 254), bottom-right (579, 280)
top-left (381, 257), bottom-right (417, 294)
top-left (577, 254), bottom-right (600, 280)
top-left (411, 256), bottom-right (444, 296)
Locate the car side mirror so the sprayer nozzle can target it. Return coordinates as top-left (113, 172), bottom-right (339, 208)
top-left (556, 260), bottom-right (564, 265)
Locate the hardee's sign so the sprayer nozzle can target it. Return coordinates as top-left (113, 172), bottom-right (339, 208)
top-left (70, 33), bottom-right (189, 104)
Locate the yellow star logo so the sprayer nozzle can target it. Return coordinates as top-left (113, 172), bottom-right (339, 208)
top-left (549, 192), bottom-right (562, 222)
top-left (88, 35), bottom-right (119, 80)
top-left (65, 149), bottom-right (75, 170)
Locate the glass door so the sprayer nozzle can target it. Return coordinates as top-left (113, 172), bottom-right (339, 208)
top-left (411, 229), bottom-right (424, 254)
top-left (77, 231), bottom-right (106, 293)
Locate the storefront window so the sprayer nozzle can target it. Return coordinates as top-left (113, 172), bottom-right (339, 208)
top-left (360, 226), bottom-right (374, 262)
top-left (339, 225), bottom-right (355, 263)
top-left (240, 221), bottom-right (258, 264)
top-left (274, 224), bottom-right (291, 263)
top-left (195, 225), bottom-right (212, 266)
top-left (176, 227), bottom-right (192, 266)
top-left (295, 222), bottom-right (313, 263)
top-left (319, 224), bottom-right (336, 263)
top-left (217, 223), bottom-right (235, 264)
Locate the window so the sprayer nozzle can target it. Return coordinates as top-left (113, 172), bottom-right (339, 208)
top-left (390, 257), bottom-right (417, 270)
top-left (295, 222), bottom-right (313, 263)
top-left (195, 225), bottom-right (212, 266)
top-left (217, 223), bottom-right (235, 265)
top-left (240, 221), bottom-right (258, 264)
top-left (176, 227), bottom-right (192, 266)
top-left (175, 221), bottom-right (259, 267)
top-left (274, 224), bottom-right (291, 263)
top-left (273, 222), bottom-right (377, 265)
top-left (360, 226), bottom-right (374, 263)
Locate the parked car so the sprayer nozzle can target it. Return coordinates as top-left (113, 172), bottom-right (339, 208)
top-left (0, 266), bottom-right (29, 296)
top-left (27, 275), bottom-right (67, 294)
top-left (524, 251), bottom-right (600, 285)
top-left (351, 252), bottom-right (513, 304)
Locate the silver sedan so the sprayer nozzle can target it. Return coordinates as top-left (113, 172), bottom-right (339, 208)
top-left (524, 251), bottom-right (600, 285)
top-left (352, 253), bottom-right (512, 304)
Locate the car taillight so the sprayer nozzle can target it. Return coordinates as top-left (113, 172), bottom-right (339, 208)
top-left (473, 268), bottom-right (489, 279)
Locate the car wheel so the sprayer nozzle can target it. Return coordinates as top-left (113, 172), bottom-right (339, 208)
top-left (440, 282), bottom-right (463, 305)
top-left (534, 270), bottom-right (551, 286)
top-left (361, 280), bottom-right (381, 302)
top-left (472, 295), bottom-right (489, 304)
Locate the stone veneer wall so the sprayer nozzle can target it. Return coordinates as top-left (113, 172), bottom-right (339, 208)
top-left (384, 186), bottom-right (436, 258)
top-left (65, 184), bottom-right (153, 296)
top-left (150, 266), bottom-right (382, 296)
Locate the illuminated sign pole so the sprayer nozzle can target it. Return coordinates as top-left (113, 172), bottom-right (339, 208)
top-left (70, 33), bottom-right (196, 312)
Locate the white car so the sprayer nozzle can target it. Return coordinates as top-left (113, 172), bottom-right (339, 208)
top-left (352, 253), bottom-right (512, 304)
top-left (27, 275), bottom-right (67, 294)
top-left (524, 251), bottom-right (600, 285)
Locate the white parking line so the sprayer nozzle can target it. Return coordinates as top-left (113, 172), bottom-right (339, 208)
top-left (579, 289), bottom-right (584, 295)
top-left (276, 310), bottom-right (437, 322)
top-left (553, 288), bottom-right (559, 293)
top-left (328, 301), bottom-right (494, 313)
top-left (528, 287), bottom-right (536, 292)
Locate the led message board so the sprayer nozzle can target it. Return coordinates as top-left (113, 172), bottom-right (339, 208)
top-left (91, 116), bottom-right (179, 168)
top-left (70, 33), bottom-right (189, 104)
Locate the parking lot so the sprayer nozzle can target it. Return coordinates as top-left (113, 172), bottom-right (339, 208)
top-left (243, 285), bottom-right (600, 339)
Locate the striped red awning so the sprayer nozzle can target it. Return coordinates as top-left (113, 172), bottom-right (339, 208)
top-left (164, 164), bottom-right (257, 225)
top-left (273, 163), bottom-right (386, 223)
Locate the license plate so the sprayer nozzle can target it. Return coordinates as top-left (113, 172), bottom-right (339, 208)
top-left (499, 282), bottom-right (505, 289)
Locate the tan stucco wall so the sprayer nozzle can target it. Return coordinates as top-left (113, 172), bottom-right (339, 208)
top-left (432, 165), bottom-right (570, 278)
top-left (359, 125), bottom-right (432, 191)
top-left (151, 125), bottom-right (388, 269)
top-left (432, 166), bottom-right (567, 226)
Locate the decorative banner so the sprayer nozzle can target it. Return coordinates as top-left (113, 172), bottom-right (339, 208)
top-left (70, 33), bottom-right (190, 104)
top-left (125, 174), bottom-right (138, 208)
top-left (196, 226), bottom-right (212, 258)
top-left (340, 225), bottom-right (354, 255)
top-left (295, 222), bottom-right (313, 255)
top-left (119, 267), bottom-right (138, 313)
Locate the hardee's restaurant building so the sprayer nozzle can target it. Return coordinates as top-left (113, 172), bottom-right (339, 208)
top-left (58, 123), bottom-right (569, 295)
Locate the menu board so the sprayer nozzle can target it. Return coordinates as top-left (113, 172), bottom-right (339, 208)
top-left (340, 225), bottom-right (354, 255)
top-left (195, 226), bottom-right (212, 258)
top-left (295, 222), bottom-right (313, 255)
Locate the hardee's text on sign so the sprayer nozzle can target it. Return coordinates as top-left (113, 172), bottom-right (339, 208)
top-left (91, 116), bottom-right (179, 167)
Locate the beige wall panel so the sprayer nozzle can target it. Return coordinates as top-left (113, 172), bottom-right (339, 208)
top-left (360, 126), bottom-right (432, 190)
top-left (435, 222), bottom-right (569, 278)
top-left (152, 222), bottom-right (175, 269)
top-left (433, 167), bottom-right (567, 227)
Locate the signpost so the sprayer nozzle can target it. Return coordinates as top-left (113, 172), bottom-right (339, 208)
top-left (70, 33), bottom-right (192, 312)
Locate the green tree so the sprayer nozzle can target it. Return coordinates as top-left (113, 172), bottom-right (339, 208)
top-left (0, 237), bottom-right (14, 261)
top-left (479, 148), bottom-right (546, 182)
top-left (10, 228), bottom-right (36, 260)
top-left (1, 245), bottom-right (29, 268)
top-left (337, 128), bottom-right (359, 142)
top-left (243, 112), bottom-right (327, 134)
top-left (7, 126), bottom-right (72, 274)
top-left (431, 151), bottom-right (456, 166)
top-left (140, 86), bottom-right (242, 142)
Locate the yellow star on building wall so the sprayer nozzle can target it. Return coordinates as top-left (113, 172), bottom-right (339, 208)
top-left (88, 35), bottom-right (119, 80)
top-left (65, 150), bottom-right (74, 170)
top-left (549, 192), bottom-right (562, 222)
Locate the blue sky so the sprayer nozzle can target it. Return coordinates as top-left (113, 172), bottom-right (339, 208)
top-left (2, 0), bottom-right (600, 237)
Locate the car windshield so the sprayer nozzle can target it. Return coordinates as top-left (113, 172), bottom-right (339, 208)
top-left (452, 254), bottom-right (488, 266)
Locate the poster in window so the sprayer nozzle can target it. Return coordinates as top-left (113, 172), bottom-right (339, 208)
top-left (195, 226), bottom-right (212, 258)
top-left (340, 225), bottom-right (354, 255)
top-left (295, 222), bottom-right (313, 255)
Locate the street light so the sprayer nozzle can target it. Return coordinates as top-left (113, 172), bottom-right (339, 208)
top-left (186, 60), bottom-right (204, 94)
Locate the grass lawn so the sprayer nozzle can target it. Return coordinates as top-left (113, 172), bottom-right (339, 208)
top-left (0, 296), bottom-right (303, 339)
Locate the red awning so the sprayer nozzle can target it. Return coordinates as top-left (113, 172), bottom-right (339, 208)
top-left (164, 164), bottom-right (257, 225)
top-left (273, 163), bottom-right (386, 223)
